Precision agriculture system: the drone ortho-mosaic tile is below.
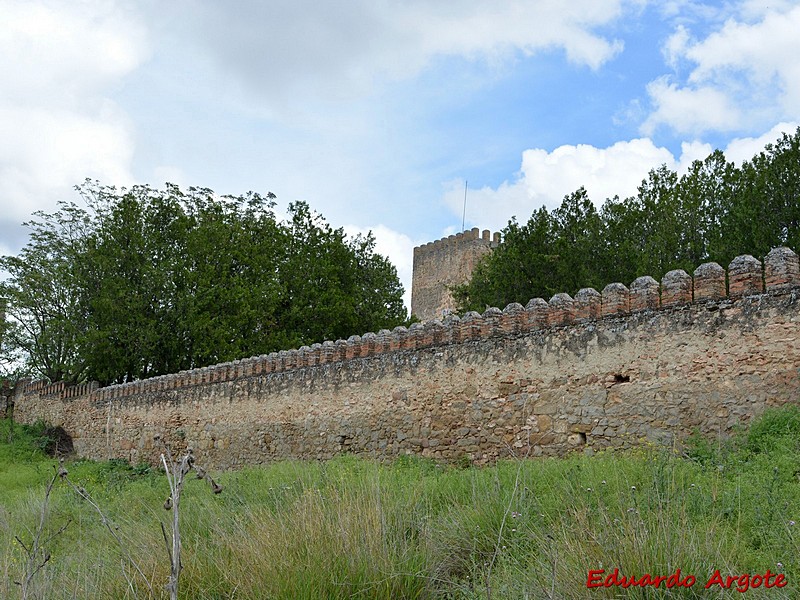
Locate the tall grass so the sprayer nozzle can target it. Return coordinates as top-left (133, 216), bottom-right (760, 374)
top-left (1, 408), bottom-right (799, 599)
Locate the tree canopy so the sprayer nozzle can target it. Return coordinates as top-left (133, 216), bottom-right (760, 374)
top-left (0, 182), bottom-right (407, 385)
top-left (454, 128), bottom-right (800, 313)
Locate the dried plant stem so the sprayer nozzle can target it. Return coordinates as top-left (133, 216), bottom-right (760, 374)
top-left (159, 440), bottom-right (222, 600)
top-left (14, 469), bottom-right (70, 600)
top-left (57, 461), bottom-right (154, 597)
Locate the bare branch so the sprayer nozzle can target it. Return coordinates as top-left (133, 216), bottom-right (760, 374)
top-left (58, 460), bottom-right (154, 596)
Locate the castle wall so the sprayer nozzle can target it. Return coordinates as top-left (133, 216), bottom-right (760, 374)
top-left (11, 248), bottom-right (800, 470)
top-left (411, 228), bottom-right (500, 321)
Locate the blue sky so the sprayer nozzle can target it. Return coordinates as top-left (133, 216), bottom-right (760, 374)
top-left (2, 0), bottom-right (799, 310)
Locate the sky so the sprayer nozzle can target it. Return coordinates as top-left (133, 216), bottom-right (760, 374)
top-left (1, 0), bottom-right (799, 311)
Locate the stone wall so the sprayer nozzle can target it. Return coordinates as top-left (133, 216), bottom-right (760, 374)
top-left (11, 247), bottom-right (800, 470)
top-left (411, 228), bottom-right (500, 321)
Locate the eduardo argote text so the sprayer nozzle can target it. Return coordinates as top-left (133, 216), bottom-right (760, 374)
top-left (587, 568), bottom-right (787, 593)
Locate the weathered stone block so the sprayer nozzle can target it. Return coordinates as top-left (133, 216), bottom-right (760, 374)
top-left (360, 333), bottom-right (377, 357)
top-left (574, 288), bottom-right (601, 321)
top-left (481, 307), bottom-right (503, 338)
top-left (601, 283), bottom-right (630, 316)
top-left (320, 341), bottom-right (335, 365)
top-left (630, 276), bottom-right (659, 311)
top-left (389, 327), bottom-right (406, 352)
top-left (524, 298), bottom-right (549, 329)
top-left (407, 322), bottom-right (425, 350)
top-left (260, 354), bottom-right (273, 373)
top-left (459, 311), bottom-right (483, 340)
top-left (334, 339), bottom-right (348, 362)
top-left (764, 247), bottom-right (800, 290)
top-left (693, 262), bottom-right (726, 301)
top-left (345, 336), bottom-right (361, 359)
top-left (501, 302), bottom-right (524, 334)
top-left (308, 343), bottom-right (322, 366)
top-left (728, 255), bottom-right (763, 297)
top-left (661, 269), bottom-right (692, 306)
top-left (548, 293), bottom-right (574, 326)
top-left (442, 314), bottom-right (461, 344)
top-left (296, 347), bottom-right (310, 368)
top-left (423, 321), bottom-right (445, 346)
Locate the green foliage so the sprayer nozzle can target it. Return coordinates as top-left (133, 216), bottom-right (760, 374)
top-left (0, 204), bottom-right (92, 382)
top-left (453, 207), bottom-right (559, 311)
top-left (456, 128), bottom-right (800, 313)
top-left (683, 429), bottom-right (719, 467)
top-left (1, 182), bottom-right (407, 385)
top-left (744, 404), bottom-right (800, 455)
top-left (3, 407), bottom-right (800, 598)
top-left (0, 419), bottom-right (51, 461)
top-left (685, 404), bottom-right (800, 463)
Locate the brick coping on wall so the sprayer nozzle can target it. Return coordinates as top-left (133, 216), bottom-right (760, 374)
top-left (18, 246), bottom-right (800, 406)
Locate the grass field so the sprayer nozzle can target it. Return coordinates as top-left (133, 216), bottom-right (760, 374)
top-left (1, 407), bottom-right (799, 599)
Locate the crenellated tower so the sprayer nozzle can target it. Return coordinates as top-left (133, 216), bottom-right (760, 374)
top-left (411, 227), bottom-right (500, 321)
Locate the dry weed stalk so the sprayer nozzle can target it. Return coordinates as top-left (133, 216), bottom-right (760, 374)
top-left (483, 396), bottom-right (534, 600)
top-left (13, 469), bottom-right (70, 600)
top-left (157, 436), bottom-right (222, 600)
top-left (57, 460), bottom-right (154, 598)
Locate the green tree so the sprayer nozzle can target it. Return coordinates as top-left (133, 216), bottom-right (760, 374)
top-left (454, 129), bottom-right (800, 313)
top-left (598, 194), bottom-right (641, 286)
top-left (678, 150), bottom-right (737, 267)
top-left (77, 182), bottom-right (195, 383)
top-left (453, 206), bottom-right (559, 312)
top-left (0, 203), bottom-right (92, 382)
top-left (725, 129), bottom-right (800, 259)
top-left (276, 202), bottom-right (406, 346)
top-left (551, 187), bottom-right (605, 292)
top-left (179, 187), bottom-right (286, 369)
top-left (2, 182), bottom-right (408, 385)
top-left (455, 188), bottom-right (612, 313)
top-left (634, 164), bottom-right (684, 276)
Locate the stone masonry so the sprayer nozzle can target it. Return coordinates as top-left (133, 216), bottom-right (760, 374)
top-left (411, 228), bottom-right (500, 321)
top-left (10, 247), bottom-right (800, 470)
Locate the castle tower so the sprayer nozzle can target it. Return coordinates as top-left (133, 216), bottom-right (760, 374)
top-left (411, 227), bottom-right (501, 321)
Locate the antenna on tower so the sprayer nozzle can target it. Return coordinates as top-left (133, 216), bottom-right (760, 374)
top-left (461, 180), bottom-right (467, 232)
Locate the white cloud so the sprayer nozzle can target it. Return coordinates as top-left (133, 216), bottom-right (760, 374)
top-left (644, 4), bottom-right (800, 136)
top-left (440, 131), bottom-right (800, 233)
top-left (685, 7), bottom-right (800, 87)
top-left (172, 0), bottom-right (631, 111)
top-left (519, 139), bottom-right (684, 204)
top-left (642, 77), bottom-right (742, 135)
top-left (739, 0), bottom-right (796, 20)
top-left (662, 25), bottom-right (690, 69)
top-left (723, 121), bottom-right (800, 165)
top-left (0, 0), bottom-right (145, 238)
top-left (0, 0), bottom-right (147, 105)
top-left (0, 104), bottom-right (135, 220)
top-left (443, 138), bottom-right (706, 231)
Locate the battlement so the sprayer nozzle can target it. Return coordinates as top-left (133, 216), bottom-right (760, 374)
top-left (17, 246), bottom-right (800, 409)
top-left (9, 239), bottom-right (800, 470)
top-left (413, 227), bottom-right (501, 256)
top-left (23, 379), bottom-right (99, 399)
top-left (411, 227), bottom-right (501, 321)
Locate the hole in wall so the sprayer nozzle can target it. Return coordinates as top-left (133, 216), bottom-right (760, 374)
top-left (614, 374), bottom-right (630, 383)
top-left (42, 426), bottom-right (74, 457)
top-left (568, 431), bottom-right (587, 446)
